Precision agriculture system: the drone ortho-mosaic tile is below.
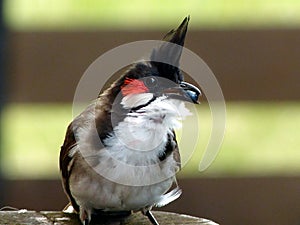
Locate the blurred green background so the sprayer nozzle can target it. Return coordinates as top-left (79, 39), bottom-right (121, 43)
top-left (4, 0), bottom-right (300, 30)
top-left (1, 0), bottom-right (300, 179)
top-left (2, 102), bottom-right (300, 179)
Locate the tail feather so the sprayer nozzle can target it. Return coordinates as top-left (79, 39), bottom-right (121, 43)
top-left (155, 187), bottom-right (182, 207)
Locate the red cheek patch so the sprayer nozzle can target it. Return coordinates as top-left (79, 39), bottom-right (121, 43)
top-left (121, 78), bottom-right (149, 96)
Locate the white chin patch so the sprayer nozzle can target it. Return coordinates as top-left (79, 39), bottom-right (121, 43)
top-left (121, 93), bottom-right (154, 109)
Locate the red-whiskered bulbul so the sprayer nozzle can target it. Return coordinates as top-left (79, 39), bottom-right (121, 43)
top-left (60, 16), bottom-right (201, 225)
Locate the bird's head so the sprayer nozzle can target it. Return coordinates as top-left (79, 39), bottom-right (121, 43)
top-left (109, 16), bottom-right (201, 113)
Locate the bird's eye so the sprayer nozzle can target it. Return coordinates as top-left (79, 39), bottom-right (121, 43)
top-left (145, 77), bottom-right (158, 88)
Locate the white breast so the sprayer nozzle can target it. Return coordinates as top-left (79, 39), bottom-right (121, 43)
top-left (69, 96), bottom-right (190, 212)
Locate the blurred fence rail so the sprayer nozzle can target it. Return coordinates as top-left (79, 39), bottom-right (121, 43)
top-left (6, 29), bottom-right (300, 102)
top-left (3, 177), bottom-right (300, 225)
top-left (0, 210), bottom-right (218, 225)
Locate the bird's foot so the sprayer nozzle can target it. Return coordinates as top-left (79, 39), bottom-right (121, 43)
top-left (145, 210), bottom-right (159, 225)
top-left (80, 208), bottom-right (91, 225)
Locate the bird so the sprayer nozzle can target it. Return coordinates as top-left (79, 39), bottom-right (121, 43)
top-left (59, 16), bottom-right (201, 225)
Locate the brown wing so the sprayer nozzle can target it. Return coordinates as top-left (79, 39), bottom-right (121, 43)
top-left (59, 100), bottom-right (114, 212)
top-left (159, 130), bottom-right (181, 170)
top-left (59, 122), bottom-right (80, 212)
top-left (172, 131), bottom-right (181, 171)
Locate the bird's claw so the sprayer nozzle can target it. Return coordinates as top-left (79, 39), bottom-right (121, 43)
top-left (145, 210), bottom-right (159, 225)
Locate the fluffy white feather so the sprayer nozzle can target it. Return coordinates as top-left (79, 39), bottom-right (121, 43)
top-left (69, 95), bottom-right (191, 214)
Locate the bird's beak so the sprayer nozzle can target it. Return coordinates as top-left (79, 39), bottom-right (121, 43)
top-left (163, 81), bottom-right (201, 104)
top-left (180, 81), bottom-right (201, 104)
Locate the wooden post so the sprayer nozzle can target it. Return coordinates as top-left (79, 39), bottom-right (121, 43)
top-left (0, 210), bottom-right (219, 225)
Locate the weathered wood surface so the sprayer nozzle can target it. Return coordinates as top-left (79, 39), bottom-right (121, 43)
top-left (0, 210), bottom-right (218, 225)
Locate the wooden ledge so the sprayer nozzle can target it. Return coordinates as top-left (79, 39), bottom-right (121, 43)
top-left (0, 210), bottom-right (219, 225)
